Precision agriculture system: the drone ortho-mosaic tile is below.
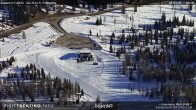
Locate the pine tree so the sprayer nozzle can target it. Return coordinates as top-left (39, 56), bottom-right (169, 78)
top-left (124, 46), bottom-right (126, 53)
top-left (190, 32), bottom-right (194, 41)
top-left (154, 20), bottom-right (158, 29)
top-left (111, 32), bottom-right (115, 38)
top-left (129, 70), bottom-right (134, 81)
top-left (182, 15), bottom-right (186, 26)
top-left (82, 1), bottom-right (85, 8)
top-left (136, 50), bottom-right (140, 61)
top-left (41, 68), bottom-right (45, 79)
top-left (179, 70), bottom-right (184, 83)
top-left (72, 4), bottom-right (76, 11)
top-left (170, 28), bottom-right (173, 41)
top-left (122, 61), bottom-right (127, 75)
top-left (160, 83), bottom-right (164, 95)
top-left (173, 85), bottom-right (180, 103)
top-left (128, 83), bottom-right (131, 92)
top-left (161, 12), bottom-right (166, 24)
top-left (81, 89), bottom-right (84, 96)
top-left (96, 33), bottom-right (99, 37)
top-left (165, 83), bottom-right (172, 101)
top-left (134, 4), bottom-right (137, 13)
top-left (116, 49), bottom-right (121, 59)
top-left (189, 3), bottom-right (192, 10)
top-left (150, 88), bottom-right (154, 99)
top-left (89, 30), bottom-right (92, 36)
top-left (154, 30), bottom-right (158, 44)
top-left (122, 29), bottom-right (125, 33)
top-left (50, 96), bottom-right (54, 102)
top-left (21, 80), bottom-right (26, 101)
top-left (145, 30), bottom-right (149, 45)
top-left (96, 17), bottom-right (99, 25)
top-left (30, 83), bottom-right (35, 102)
top-left (119, 34), bottom-right (125, 44)
top-left (109, 44), bottom-right (113, 53)
top-left (122, 5), bottom-right (125, 14)
top-left (96, 95), bottom-right (101, 104)
top-left (99, 17), bottom-right (102, 25)
top-left (125, 54), bottom-right (131, 66)
top-left (110, 37), bottom-right (113, 44)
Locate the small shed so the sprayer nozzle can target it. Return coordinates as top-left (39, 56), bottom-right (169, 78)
top-left (77, 49), bottom-right (93, 62)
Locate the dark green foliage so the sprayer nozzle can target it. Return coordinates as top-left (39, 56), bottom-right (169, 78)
top-left (182, 15), bottom-right (186, 26)
top-left (129, 70), bottom-right (134, 81)
top-left (110, 37), bottom-right (113, 44)
top-left (136, 50), bottom-right (140, 61)
top-left (96, 95), bottom-right (101, 104)
top-left (116, 49), bottom-right (121, 58)
top-left (81, 89), bottom-right (84, 96)
top-left (96, 17), bottom-right (102, 25)
top-left (89, 30), bottom-right (92, 36)
top-left (119, 34), bottom-right (125, 44)
top-left (134, 5), bottom-right (137, 13)
top-left (122, 5), bottom-right (125, 14)
top-left (109, 44), bottom-right (113, 53)
top-left (111, 32), bottom-right (115, 38)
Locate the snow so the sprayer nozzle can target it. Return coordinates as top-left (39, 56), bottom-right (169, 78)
top-left (0, 22), bottom-right (62, 91)
top-left (60, 5), bottom-right (196, 52)
top-left (0, 6), bottom-right (13, 31)
top-left (0, 4), bottom-right (195, 102)
top-left (59, 4), bottom-right (196, 101)
top-left (36, 48), bottom-right (161, 101)
top-left (62, 5), bottom-right (121, 14)
top-left (79, 48), bottom-right (91, 53)
top-left (62, 5), bottom-right (90, 14)
top-left (0, 22), bottom-right (62, 57)
top-left (41, 8), bottom-right (57, 15)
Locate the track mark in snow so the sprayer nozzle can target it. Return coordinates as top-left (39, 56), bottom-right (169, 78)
top-left (24, 40), bottom-right (42, 52)
top-left (9, 46), bottom-right (19, 56)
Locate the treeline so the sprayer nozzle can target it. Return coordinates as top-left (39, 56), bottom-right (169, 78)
top-left (135, 47), bottom-right (196, 83)
top-left (153, 13), bottom-right (195, 30)
top-left (95, 17), bottom-right (103, 25)
top-left (107, 13), bottom-right (196, 56)
top-left (133, 46), bottom-right (196, 104)
top-left (2, 63), bottom-right (84, 104)
top-left (0, 56), bottom-right (15, 72)
top-left (109, 29), bottom-right (139, 54)
top-left (20, 63), bottom-right (46, 80)
top-left (65, 0), bottom-right (133, 6)
top-left (135, 48), bottom-right (196, 104)
top-left (108, 26), bottom-right (195, 56)
top-left (174, 42), bottom-right (196, 64)
top-left (161, 83), bottom-right (196, 105)
top-left (143, 13), bottom-right (195, 31)
top-left (65, 0), bottom-right (110, 11)
top-left (1, 0), bottom-right (54, 26)
top-left (65, 0), bottom-right (137, 11)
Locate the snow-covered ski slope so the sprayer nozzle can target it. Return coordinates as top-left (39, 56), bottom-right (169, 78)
top-left (0, 21), bottom-right (153, 101)
top-left (0, 22), bottom-right (62, 57)
top-left (0, 5), bottom-right (196, 102)
top-left (59, 4), bottom-right (196, 101)
top-left (0, 22), bottom-right (159, 102)
top-left (36, 48), bottom-right (159, 101)
top-left (61, 5), bottom-right (196, 51)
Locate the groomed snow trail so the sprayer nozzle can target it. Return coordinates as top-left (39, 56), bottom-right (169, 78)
top-left (36, 49), bottom-right (120, 101)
